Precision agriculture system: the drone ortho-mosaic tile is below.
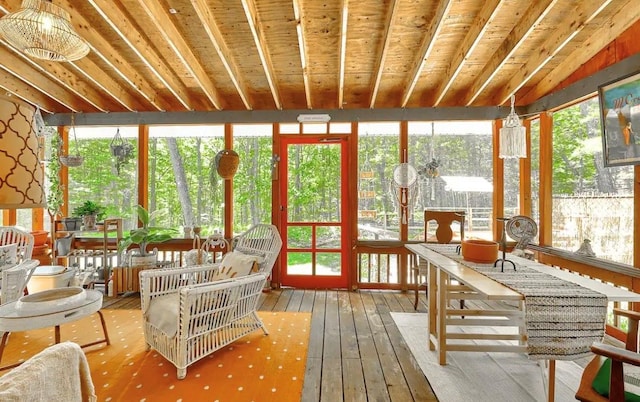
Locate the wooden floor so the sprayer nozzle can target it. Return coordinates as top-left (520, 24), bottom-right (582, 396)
top-left (104, 288), bottom-right (437, 402)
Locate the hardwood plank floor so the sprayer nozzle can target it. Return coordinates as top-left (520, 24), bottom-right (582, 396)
top-left (103, 289), bottom-right (437, 401)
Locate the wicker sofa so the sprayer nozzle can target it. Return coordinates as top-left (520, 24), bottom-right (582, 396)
top-left (140, 264), bottom-right (268, 379)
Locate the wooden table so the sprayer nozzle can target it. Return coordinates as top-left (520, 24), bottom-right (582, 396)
top-left (112, 261), bottom-right (174, 295)
top-left (0, 289), bottom-right (110, 370)
top-left (406, 243), bottom-right (640, 402)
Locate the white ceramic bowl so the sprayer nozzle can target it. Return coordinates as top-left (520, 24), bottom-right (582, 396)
top-left (16, 287), bottom-right (86, 315)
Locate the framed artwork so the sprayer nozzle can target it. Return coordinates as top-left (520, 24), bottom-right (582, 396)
top-left (599, 71), bottom-right (640, 167)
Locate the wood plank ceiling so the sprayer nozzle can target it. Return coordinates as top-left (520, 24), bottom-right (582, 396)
top-left (0, 0), bottom-right (638, 116)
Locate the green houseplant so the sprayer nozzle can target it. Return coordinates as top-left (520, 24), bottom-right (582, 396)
top-left (72, 200), bottom-right (106, 231)
top-left (119, 205), bottom-right (176, 265)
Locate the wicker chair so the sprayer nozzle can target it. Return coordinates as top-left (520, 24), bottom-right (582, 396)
top-left (1, 260), bottom-right (39, 304)
top-left (0, 227), bottom-right (34, 263)
top-left (140, 266), bottom-right (268, 379)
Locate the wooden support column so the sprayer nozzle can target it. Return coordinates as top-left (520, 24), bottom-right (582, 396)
top-left (271, 123), bottom-right (281, 287)
top-left (138, 125), bottom-right (149, 212)
top-left (399, 120), bottom-right (409, 290)
top-left (224, 123), bottom-right (233, 238)
top-left (492, 119), bottom-right (504, 242)
top-left (538, 112), bottom-right (553, 246)
top-left (520, 119), bottom-right (532, 217)
top-left (350, 121), bottom-right (359, 290)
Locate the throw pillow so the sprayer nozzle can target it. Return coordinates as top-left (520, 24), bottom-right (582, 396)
top-left (145, 292), bottom-right (180, 338)
top-left (592, 357), bottom-right (640, 401)
top-left (212, 251), bottom-right (260, 280)
top-left (0, 244), bottom-right (18, 270)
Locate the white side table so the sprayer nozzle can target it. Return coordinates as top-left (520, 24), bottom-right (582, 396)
top-left (0, 288), bottom-right (110, 370)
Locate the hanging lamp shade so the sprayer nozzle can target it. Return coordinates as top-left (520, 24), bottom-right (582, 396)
top-left (499, 95), bottom-right (527, 159)
top-left (0, 94), bottom-right (46, 208)
top-left (0, 0), bottom-right (90, 62)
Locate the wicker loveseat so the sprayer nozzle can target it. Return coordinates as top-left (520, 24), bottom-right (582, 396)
top-left (140, 265), bottom-right (268, 379)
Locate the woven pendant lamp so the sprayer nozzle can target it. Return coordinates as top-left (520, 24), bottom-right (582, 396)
top-left (499, 95), bottom-right (527, 159)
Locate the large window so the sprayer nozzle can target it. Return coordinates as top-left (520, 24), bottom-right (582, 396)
top-left (66, 126), bottom-right (139, 230)
top-left (148, 125), bottom-right (225, 234)
top-left (407, 121), bottom-right (493, 241)
top-left (232, 124), bottom-right (274, 235)
top-left (357, 123), bottom-right (400, 240)
top-left (551, 97), bottom-right (634, 263)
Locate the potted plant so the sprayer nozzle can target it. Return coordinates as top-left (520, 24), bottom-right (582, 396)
top-left (72, 200), bottom-right (106, 231)
top-left (118, 205), bottom-right (176, 267)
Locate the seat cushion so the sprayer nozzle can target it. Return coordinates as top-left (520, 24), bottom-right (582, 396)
top-left (145, 292), bottom-right (180, 338)
top-left (592, 357), bottom-right (640, 401)
top-left (32, 265), bottom-right (67, 276)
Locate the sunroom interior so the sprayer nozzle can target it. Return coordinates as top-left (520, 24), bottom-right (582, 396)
top-left (1, 0), bottom-right (640, 400)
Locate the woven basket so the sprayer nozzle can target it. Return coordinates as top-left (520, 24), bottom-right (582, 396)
top-left (214, 150), bottom-right (239, 179)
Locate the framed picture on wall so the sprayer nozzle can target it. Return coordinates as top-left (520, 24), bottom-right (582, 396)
top-left (599, 71), bottom-right (640, 167)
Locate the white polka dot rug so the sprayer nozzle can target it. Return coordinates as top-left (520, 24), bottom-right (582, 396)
top-left (0, 309), bottom-right (311, 402)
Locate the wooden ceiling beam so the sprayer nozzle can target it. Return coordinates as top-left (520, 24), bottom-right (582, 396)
top-left (88, 0), bottom-right (201, 111)
top-left (369, 0), bottom-right (399, 108)
top-left (337, 0), bottom-right (348, 109)
top-left (0, 48), bottom-right (94, 112)
top-left (136, 0), bottom-right (224, 110)
top-left (462, 0), bottom-right (558, 106)
top-left (494, 0), bottom-right (612, 106)
top-left (0, 74), bottom-right (63, 113)
top-left (240, 0), bottom-right (281, 110)
top-left (68, 57), bottom-right (150, 112)
top-left (191, 0), bottom-right (253, 110)
top-left (292, 0), bottom-right (311, 109)
top-left (520, 0), bottom-right (640, 105)
top-left (0, 40), bottom-right (114, 113)
top-left (431, 0), bottom-right (504, 106)
top-left (400, 0), bottom-right (453, 107)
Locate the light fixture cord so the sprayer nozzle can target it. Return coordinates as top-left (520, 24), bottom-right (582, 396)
top-left (70, 113), bottom-right (80, 156)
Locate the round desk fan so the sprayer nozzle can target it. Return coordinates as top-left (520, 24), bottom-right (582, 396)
top-left (392, 163), bottom-right (418, 224)
top-left (505, 215), bottom-right (538, 251)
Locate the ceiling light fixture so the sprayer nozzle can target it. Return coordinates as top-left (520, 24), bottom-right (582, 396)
top-left (0, 0), bottom-right (90, 62)
top-left (297, 113), bottom-right (331, 123)
top-left (498, 95), bottom-right (526, 159)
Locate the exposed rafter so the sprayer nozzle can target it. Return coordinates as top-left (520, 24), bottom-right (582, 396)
top-left (240, 0), bottom-right (281, 110)
top-left (337, 0), bottom-right (348, 109)
top-left (431, 0), bottom-right (504, 106)
top-left (136, 0), bottom-right (224, 110)
top-left (292, 0), bottom-right (311, 109)
top-left (88, 0), bottom-right (200, 111)
top-left (0, 73), bottom-right (62, 113)
top-left (400, 0), bottom-right (453, 107)
top-left (191, 0), bottom-right (253, 110)
top-left (462, 0), bottom-right (559, 106)
top-left (369, 0), bottom-right (399, 109)
top-left (494, 0), bottom-right (612, 105)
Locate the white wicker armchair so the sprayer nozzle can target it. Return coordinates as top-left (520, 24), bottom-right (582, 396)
top-left (140, 265), bottom-right (268, 379)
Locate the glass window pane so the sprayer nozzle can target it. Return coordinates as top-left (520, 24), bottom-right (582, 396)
top-left (317, 252), bottom-right (341, 276)
top-left (287, 252), bottom-right (312, 275)
top-left (67, 126), bottom-right (139, 231)
top-left (149, 125), bottom-right (224, 234)
top-left (317, 226), bottom-right (341, 248)
top-left (288, 226), bottom-right (311, 248)
top-left (408, 121), bottom-right (493, 241)
top-left (551, 98), bottom-right (633, 264)
top-left (232, 124), bottom-right (274, 235)
top-left (358, 122), bottom-right (400, 240)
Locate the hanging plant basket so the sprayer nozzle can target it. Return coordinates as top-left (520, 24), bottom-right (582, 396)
top-left (60, 114), bottom-right (83, 167)
top-left (109, 128), bottom-right (134, 175)
top-left (214, 149), bottom-right (240, 179)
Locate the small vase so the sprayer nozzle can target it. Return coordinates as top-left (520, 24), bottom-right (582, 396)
top-left (82, 214), bottom-right (97, 231)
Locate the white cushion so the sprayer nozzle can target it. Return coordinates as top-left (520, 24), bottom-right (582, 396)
top-left (145, 292), bottom-right (180, 338)
top-left (212, 251), bottom-right (260, 280)
top-left (0, 244), bottom-right (17, 270)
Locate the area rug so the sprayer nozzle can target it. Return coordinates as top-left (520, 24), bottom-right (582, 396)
top-left (391, 312), bottom-right (584, 402)
top-left (0, 310), bottom-right (311, 402)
